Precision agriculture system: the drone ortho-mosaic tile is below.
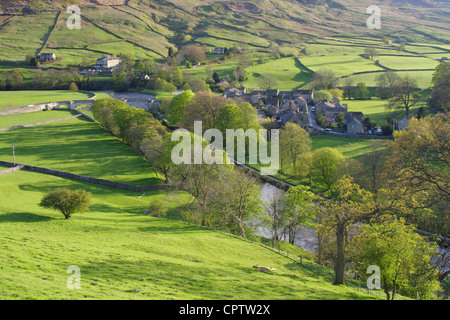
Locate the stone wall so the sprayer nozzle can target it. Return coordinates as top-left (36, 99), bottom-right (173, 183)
top-left (0, 164), bottom-right (26, 176)
top-left (0, 161), bottom-right (174, 192)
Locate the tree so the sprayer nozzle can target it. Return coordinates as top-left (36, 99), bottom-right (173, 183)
top-left (279, 123), bottom-right (312, 176)
top-left (170, 144), bottom-right (231, 226)
top-left (387, 76), bottom-right (421, 116)
top-left (257, 74), bottom-right (278, 90)
top-left (385, 114), bottom-right (450, 236)
top-left (341, 77), bottom-right (354, 100)
top-left (263, 187), bottom-right (285, 247)
top-left (180, 44), bottom-right (206, 64)
top-left (364, 46), bottom-right (379, 60)
top-left (312, 147), bottom-right (345, 190)
top-left (212, 71), bottom-right (220, 84)
top-left (350, 140), bottom-right (387, 200)
top-left (335, 113), bottom-right (345, 130)
top-left (237, 102), bottom-right (261, 131)
top-left (321, 176), bottom-right (375, 285)
top-left (69, 81), bottom-right (78, 91)
top-left (313, 69), bottom-right (335, 90)
top-left (313, 90), bottom-right (333, 104)
top-left (216, 167), bottom-right (263, 238)
top-left (181, 91), bottom-right (228, 132)
top-left (430, 61), bottom-right (450, 112)
top-left (379, 120), bottom-right (393, 136)
top-left (281, 185), bottom-right (316, 244)
top-left (165, 90), bottom-right (195, 126)
top-left (354, 82), bottom-right (369, 100)
top-left (215, 103), bottom-right (244, 132)
top-left (5, 69), bottom-right (24, 90)
top-left (376, 71), bottom-right (400, 99)
top-left (141, 132), bottom-right (174, 182)
top-left (350, 216), bottom-right (441, 300)
top-left (39, 188), bottom-right (91, 219)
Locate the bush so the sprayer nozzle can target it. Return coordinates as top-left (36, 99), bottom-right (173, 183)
top-left (147, 199), bottom-right (165, 217)
top-left (39, 188), bottom-right (91, 219)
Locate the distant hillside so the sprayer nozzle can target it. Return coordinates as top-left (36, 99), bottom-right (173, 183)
top-left (0, 0), bottom-right (448, 67)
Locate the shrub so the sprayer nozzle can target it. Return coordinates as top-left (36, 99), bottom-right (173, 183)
top-left (147, 199), bottom-right (165, 217)
top-left (39, 188), bottom-right (91, 219)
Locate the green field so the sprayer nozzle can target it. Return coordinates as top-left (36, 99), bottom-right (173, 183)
top-left (299, 55), bottom-right (383, 77)
top-left (344, 70), bottom-right (434, 89)
top-left (376, 56), bottom-right (439, 71)
top-left (242, 57), bottom-right (313, 91)
top-left (311, 135), bottom-right (381, 159)
top-left (0, 116), bottom-right (159, 185)
top-left (0, 110), bottom-right (79, 128)
top-left (0, 91), bottom-right (95, 109)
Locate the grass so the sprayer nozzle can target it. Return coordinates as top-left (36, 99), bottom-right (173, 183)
top-left (0, 110), bottom-right (78, 128)
top-left (0, 116), bottom-right (159, 185)
top-left (311, 135), bottom-right (380, 160)
top-left (376, 56), bottom-right (440, 71)
top-left (0, 168), bottom-right (380, 300)
top-left (298, 55), bottom-right (383, 77)
top-left (0, 91), bottom-right (94, 109)
top-left (243, 57), bottom-right (313, 90)
top-left (344, 70), bottom-right (434, 89)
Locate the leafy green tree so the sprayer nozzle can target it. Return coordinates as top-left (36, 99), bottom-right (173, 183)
top-left (354, 82), bottom-right (369, 99)
top-left (387, 76), bottom-right (421, 116)
top-left (385, 114), bottom-right (450, 236)
top-left (313, 90), bottom-right (333, 103)
top-left (165, 90), bottom-right (195, 126)
top-left (313, 69), bottom-right (336, 90)
top-left (430, 61), bottom-right (450, 112)
top-left (321, 176), bottom-right (375, 285)
top-left (312, 147), bottom-right (345, 190)
top-left (379, 120), bottom-right (393, 136)
top-left (39, 188), bottom-right (91, 220)
top-left (212, 71), bottom-right (220, 84)
top-left (69, 82), bottom-right (78, 91)
top-left (350, 216), bottom-right (441, 300)
top-left (216, 167), bottom-right (263, 238)
top-left (281, 185), bottom-right (316, 244)
top-left (280, 123), bottom-right (312, 176)
top-left (215, 103), bottom-right (244, 132)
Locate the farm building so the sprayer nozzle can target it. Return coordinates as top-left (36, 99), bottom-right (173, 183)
top-left (37, 53), bottom-right (56, 62)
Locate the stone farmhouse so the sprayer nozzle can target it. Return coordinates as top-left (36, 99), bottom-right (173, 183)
top-left (344, 112), bottom-right (364, 134)
top-left (95, 56), bottom-right (121, 70)
top-left (212, 47), bottom-right (226, 54)
top-left (315, 97), bottom-right (348, 123)
top-left (36, 53), bottom-right (56, 62)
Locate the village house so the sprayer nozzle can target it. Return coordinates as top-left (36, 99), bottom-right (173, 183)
top-left (212, 47), bottom-right (225, 54)
top-left (344, 113), bottom-right (363, 134)
top-left (315, 97), bottom-right (348, 121)
top-left (36, 53), bottom-right (56, 62)
top-left (95, 56), bottom-right (121, 70)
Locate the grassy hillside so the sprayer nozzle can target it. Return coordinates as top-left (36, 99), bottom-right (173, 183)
top-left (0, 168), bottom-right (381, 300)
top-left (0, 115), bottom-right (159, 185)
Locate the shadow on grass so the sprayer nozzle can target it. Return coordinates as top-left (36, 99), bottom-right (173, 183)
top-left (0, 212), bottom-right (55, 223)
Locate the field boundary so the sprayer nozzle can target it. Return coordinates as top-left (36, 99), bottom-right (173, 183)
top-left (0, 160), bottom-right (174, 192)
